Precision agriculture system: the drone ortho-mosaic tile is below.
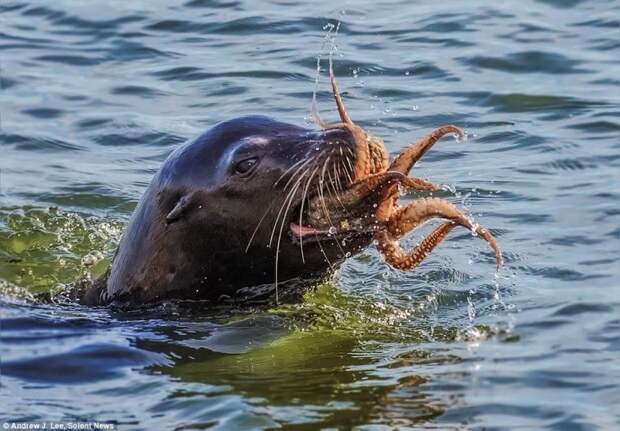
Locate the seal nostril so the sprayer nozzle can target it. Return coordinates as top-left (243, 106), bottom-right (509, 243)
top-left (169, 264), bottom-right (176, 274)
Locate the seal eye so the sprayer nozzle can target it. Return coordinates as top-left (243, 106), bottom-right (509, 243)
top-left (234, 157), bottom-right (258, 176)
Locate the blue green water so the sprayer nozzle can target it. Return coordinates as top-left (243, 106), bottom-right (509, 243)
top-left (1, 0), bottom-right (619, 429)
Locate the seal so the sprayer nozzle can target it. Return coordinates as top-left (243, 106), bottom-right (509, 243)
top-left (82, 115), bottom-right (375, 306)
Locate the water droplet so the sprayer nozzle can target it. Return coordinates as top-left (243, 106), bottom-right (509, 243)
top-left (467, 296), bottom-right (476, 321)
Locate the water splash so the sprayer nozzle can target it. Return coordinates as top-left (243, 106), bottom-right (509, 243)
top-left (310, 18), bottom-right (341, 125)
top-left (0, 207), bottom-right (122, 293)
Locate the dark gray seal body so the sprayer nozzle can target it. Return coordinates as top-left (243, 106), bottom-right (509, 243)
top-left (83, 116), bottom-right (372, 306)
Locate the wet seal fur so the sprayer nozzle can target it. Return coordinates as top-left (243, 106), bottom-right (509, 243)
top-left (82, 116), bottom-right (373, 306)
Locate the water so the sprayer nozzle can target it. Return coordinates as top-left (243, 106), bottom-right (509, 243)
top-left (1, 0), bottom-right (619, 429)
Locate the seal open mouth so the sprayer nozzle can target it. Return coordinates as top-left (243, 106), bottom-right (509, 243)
top-left (287, 170), bottom-right (406, 243)
top-left (288, 199), bottom-right (375, 243)
top-left (288, 192), bottom-right (360, 243)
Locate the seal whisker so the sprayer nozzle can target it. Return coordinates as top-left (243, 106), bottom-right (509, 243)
top-left (325, 157), bottom-right (338, 198)
top-left (269, 164), bottom-right (311, 248)
top-left (248, 161), bottom-right (312, 252)
top-left (327, 168), bottom-right (338, 199)
top-left (273, 157), bottom-right (306, 187)
top-left (330, 165), bottom-right (348, 211)
top-left (336, 163), bottom-right (346, 194)
top-left (320, 154), bottom-right (340, 202)
top-left (326, 164), bottom-right (347, 212)
top-left (245, 199), bottom-right (278, 253)
top-left (315, 236), bottom-right (336, 272)
top-left (332, 164), bottom-right (342, 193)
top-left (315, 162), bottom-right (348, 257)
top-left (274, 168), bottom-right (309, 304)
top-left (333, 154), bottom-right (344, 194)
top-left (320, 155), bottom-right (331, 189)
top-left (344, 156), bottom-right (354, 184)
top-left (298, 164), bottom-right (320, 263)
top-left (279, 157), bottom-right (314, 192)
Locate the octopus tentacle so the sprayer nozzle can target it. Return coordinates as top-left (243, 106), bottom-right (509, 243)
top-left (368, 135), bottom-right (389, 173)
top-left (375, 191), bottom-right (398, 222)
top-left (326, 63), bottom-right (387, 182)
top-left (315, 62), bottom-right (354, 129)
top-left (375, 176), bottom-right (441, 223)
top-left (340, 170), bottom-right (438, 209)
top-left (329, 59), bottom-right (353, 125)
top-left (334, 171), bottom-right (405, 206)
top-left (311, 57), bottom-right (352, 128)
top-left (401, 176), bottom-right (442, 192)
top-left (344, 123), bottom-right (373, 182)
top-left (389, 125), bottom-right (464, 174)
top-left (384, 197), bottom-right (503, 269)
top-left (376, 222), bottom-right (457, 270)
top-left (315, 120), bottom-right (371, 184)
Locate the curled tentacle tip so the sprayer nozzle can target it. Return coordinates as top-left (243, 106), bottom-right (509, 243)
top-left (440, 124), bottom-right (466, 142)
top-left (473, 225), bottom-right (503, 271)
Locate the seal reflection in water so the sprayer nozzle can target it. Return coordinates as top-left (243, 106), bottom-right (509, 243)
top-left (83, 67), bottom-right (501, 306)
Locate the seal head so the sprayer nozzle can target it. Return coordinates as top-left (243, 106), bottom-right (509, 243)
top-left (86, 115), bottom-right (375, 305)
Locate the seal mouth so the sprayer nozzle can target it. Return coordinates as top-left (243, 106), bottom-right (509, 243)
top-left (288, 197), bottom-right (338, 242)
top-left (287, 193), bottom-right (381, 244)
top-left (289, 221), bottom-right (325, 238)
top-left (288, 220), bottom-right (378, 243)
top-left (285, 166), bottom-right (408, 245)
top-left (285, 170), bottom-right (407, 247)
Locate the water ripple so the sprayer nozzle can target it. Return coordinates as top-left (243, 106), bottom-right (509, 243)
top-left (2, 0), bottom-right (620, 428)
top-left (463, 51), bottom-right (589, 74)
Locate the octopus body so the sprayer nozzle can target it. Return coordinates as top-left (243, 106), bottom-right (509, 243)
top-left (305, 65), bottom-right (503, 271)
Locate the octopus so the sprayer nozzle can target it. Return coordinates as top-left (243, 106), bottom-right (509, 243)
top-left (298, 65), bottom-right (503, 271)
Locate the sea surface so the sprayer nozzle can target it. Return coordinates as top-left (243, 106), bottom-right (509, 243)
top-left (1, 0), bottom-right (619, 429)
